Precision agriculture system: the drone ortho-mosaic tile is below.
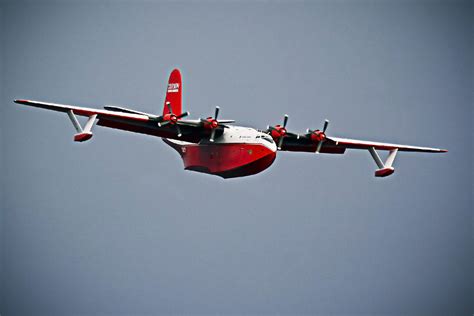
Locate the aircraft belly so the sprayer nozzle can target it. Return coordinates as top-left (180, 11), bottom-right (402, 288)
top-left (181, 143), bottom-right (276, 178)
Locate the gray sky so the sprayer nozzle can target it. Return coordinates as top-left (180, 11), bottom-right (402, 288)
top-left (1, 1), bottom-right (472, 315)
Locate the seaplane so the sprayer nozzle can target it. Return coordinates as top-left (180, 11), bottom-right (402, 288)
top-left (14, 69), bottom-right (447, 179)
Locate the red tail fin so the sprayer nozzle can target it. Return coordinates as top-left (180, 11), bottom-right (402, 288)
top-left (163, 69), bottom-right (182, 116)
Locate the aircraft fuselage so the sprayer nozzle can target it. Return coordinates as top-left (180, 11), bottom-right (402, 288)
top-left (164, 125), bottom-right (277, 178)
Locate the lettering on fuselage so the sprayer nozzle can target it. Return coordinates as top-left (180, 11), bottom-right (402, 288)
top-left (167, 83), bottom-right (180, 93)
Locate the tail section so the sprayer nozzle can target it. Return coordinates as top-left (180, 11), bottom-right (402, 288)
top-left (163, 68), bottom-right (182, 116)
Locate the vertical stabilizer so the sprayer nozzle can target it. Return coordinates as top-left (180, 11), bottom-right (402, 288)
top-left (163, 69), bottom-right (182, 116)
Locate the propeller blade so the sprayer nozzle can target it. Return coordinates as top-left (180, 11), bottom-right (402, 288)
top-left (177, 120), bottom-right (201, 127)
top-left (307, 129), bottom-right (313, 134)
top-left (210, 129), bottom-right (217, 142)
top-left (322, 119), bottom-right (329, 133)
top-left (176, 124), bottom-right (182, 137)
top-left (177, 111), bottom-right (189, 119)
top-left (156, 116), bottom-right (165, 126)
top-left (160, 120), bottom-right (171, 127)
top-left (283, 114), bottom-right (288, 128)
top-left (316, 140), bottom-right (324, 153)
top-left (214, 106), bottom-right (220, 120)
top-left (166, 102), bottom-right (172, 114)
top-left (278, 136), bottom-right (284, 150)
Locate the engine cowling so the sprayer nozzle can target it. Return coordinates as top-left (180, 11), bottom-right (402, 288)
top-left (306, 119), bottom-right (330, 153)
top-left (309, 130), bottom-right (326, 143)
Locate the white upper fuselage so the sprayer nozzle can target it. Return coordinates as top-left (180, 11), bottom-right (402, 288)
top-left (206, 125), bottom-right (277, 151)
top-left (168, 125), bottom-right (278, 152)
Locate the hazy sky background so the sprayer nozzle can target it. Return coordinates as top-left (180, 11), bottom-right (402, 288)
top-left (1, 1), bottom-right (472, 315)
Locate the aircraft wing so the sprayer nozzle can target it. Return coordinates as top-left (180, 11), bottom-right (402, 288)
top-left (279, 133), bottom-right (446, 177)
top-left (14, 99), bottom-right (211, 143)
top-left (280, 134), bottom-right (446, 153)
top-left (15, 99), bottom-right (150, 121)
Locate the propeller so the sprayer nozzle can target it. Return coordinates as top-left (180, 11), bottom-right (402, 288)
top-left (307, 119), bottom-right (329, 153)
top-left (200, 106), bottom-right (221, 142)
top-left (157, 102), bottom-right (189, 137)
top-left (267, 114), bottom-right (298, 150)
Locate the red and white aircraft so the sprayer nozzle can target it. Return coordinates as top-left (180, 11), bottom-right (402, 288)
top-left (14, 69), bottom-right (447, 179)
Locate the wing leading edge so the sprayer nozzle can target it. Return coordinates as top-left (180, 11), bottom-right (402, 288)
top-left (327, 136), bottom-right (447, 153)
top-left (15, 99), bottom-right (149, 121)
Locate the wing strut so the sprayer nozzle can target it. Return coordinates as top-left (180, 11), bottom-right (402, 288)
top-left (67, 110), bottom-right (97, 142)
top-left (368, 147), bottom-right (398, 177)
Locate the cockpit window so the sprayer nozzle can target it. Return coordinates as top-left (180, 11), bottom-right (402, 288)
top-left (261, 135), bottom-right (274, 143)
